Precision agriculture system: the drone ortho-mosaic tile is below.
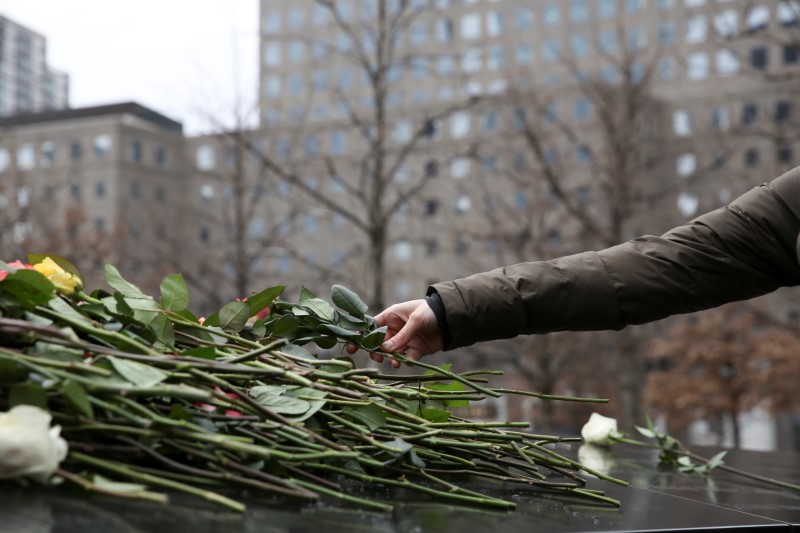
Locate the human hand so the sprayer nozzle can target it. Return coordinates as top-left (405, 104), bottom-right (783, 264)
top-left (347, 299), bottom-right (443, 368)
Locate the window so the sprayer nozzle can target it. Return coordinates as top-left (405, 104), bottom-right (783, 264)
top-left (155, 144), bottom-right (167, 167)
top-left (751, 46), bottom-right (768, 69)
top-left (716, 49), bottom-right (739, 75)
top-left (516, 7), bottom-right (534, 29)
top-left (714, 10), bottom-right (738, 37)
top-left (543, 38), bottom-right (560, 63)
top-left (436, 19), bottom-right (454, 42)
top-left (744, 148), bottom-right (759, 167)
top-left (570, 0), bottom-right (589, 22)
top-left (70, 183), bottom-right (81, 200)
top-left (264, 76), bottom-right (281, 98)
top-left (263, 43), bottom-right (281, 67)
top-left (304, 135), bottom-right (318, 156)
top-left (95, 180), bottom-right (106, 197)
top-left (657, 0), bottom-right (674, 9)
top-left (129, 139), bottom-right (142, 163)
top-left (304, 214), bottom-right (318, 233)
top-left (94, 135), bottom-right (112, 159)
top-left (394, 240), bottom-right (412, 261)
top-left (658, 56), bottom-right (678, 80)
top-left (598, 0), bottom-right (616, 19)
top-left (455, 235), bottom-right (470, 256)
top-left (676, 153), bottom-right (696, 177)
top-left (686, 15), bottom-right (707, 43)
top-left (598, 30), bottom-right (617, 53)
top-left (673, 109), bottom-right (692, 136)
top-left (200, 184), bottom-right (214, 201)
top-left (687, 52), bottom-right (709, 79)
top-left (462, 48), bottom-right (482, 72)
top-left (711, 107), bottom-right (730, 130)
top-left (574, 98), bottom-right (591, 121)
top-left (287, 8), bottom-right (305, 30)
top-left (742, 103), bottom-right (758, 125)
top-left (0, 148), bottom-right (8, 173)
top-left (571, 34), bottom-right (589, 57)
top-left (425, 199), bottom-right (439, 216)
top-left (488, 45), bottom-right (505, 70)
top-left (288, 41), bottom-right (305, 62)
top-left (410, 22), bottom-right (427, 46)
top-left (425, 160), bottom-right (439, 178)
top-left (658, 22), bottom-right (676, 45)
top-left (627, 27), bottom-right (645, 51)
top-left (446, 157), bottom-right (468, 178)
top-left (330, 130), bottom-right (347, 154)
top-left (516, 43), bottom-right (534, 64)
top-left (40, 141), bottom-right (56, 167)
top-left (461, 13), bottom-right (481, 39)
top-left (16, 144), bottom-right (34, 170)
top-left (784, 45), bottom-right (799, 64)
top-left (450, 112), bottom-right (471, 138)
top-left (199, 226), bottom-right (210, 243)
top-left (483, 110), bottom-right (499, 132)
top-left (487, 11), bottom-right (504, 36)
top-left (264, 14), bottom-right (281, 33)
top-left (424, 239), bottom-right (439, 257)
top-left (437, 55), bottom-right (455, 74)
top-left (677, 193), bottom-right (699, 217)
top-left (778, 2), bottom-right (800, 26)
top-left (746, 6), bottom-right (770, 32)
top-left (514, 190), bottom-right (529, 210)
top-left (155, 186), bottom-right (165, 203)
top-left (627, 0), bottom-right (645, 11)
top-left (775, 101), bottom-right (792, 122)
top-left (778, 145), bottom-right (794, 163)
top-left (196, 145), bottom-right (215, 170)
top-left (454, 194), bottom-right (471, 214)
top-left (512, 107), bottom-right (527, 130)
top-left (543, 4), bottom-right (560, 26)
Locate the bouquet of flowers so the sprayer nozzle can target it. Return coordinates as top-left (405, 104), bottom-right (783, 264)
top-left (0, 255), bottom-right (626, 512)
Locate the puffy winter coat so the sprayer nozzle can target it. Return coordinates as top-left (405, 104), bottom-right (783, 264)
top-left (431, 166), bottom-right (800, 350)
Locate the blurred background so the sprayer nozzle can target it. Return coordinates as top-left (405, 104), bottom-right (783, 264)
top-left (2, 0), bottom-right (800, 451)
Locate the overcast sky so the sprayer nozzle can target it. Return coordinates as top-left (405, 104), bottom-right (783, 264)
top-left (2, 0), bottom-right (259, 134)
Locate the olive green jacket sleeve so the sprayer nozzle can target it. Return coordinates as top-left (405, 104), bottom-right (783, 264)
top-left (430, 166), bottom-right (800, 350)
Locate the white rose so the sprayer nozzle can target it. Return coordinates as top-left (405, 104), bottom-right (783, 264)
top-left (580, 412), bottom-right (620, 446)
top-left (0, 405), bottom-right (68, 483)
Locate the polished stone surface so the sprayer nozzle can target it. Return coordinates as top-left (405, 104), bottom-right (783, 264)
top-left (3, 444), bottom-right (800, 532)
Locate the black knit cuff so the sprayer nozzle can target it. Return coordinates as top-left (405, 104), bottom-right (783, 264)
top-left (425, 291), bottom-right (452, 350)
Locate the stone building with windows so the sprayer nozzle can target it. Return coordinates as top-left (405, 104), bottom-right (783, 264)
top-left (0, 15), bottom-right (69, 116)
top-left (0, 102), bottom-right (187, 292)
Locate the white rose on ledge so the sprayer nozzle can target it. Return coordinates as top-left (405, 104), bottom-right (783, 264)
top-left (0, 405), bottom-right (68, 483)
top-left (580, 412), bottom-right (621, 447)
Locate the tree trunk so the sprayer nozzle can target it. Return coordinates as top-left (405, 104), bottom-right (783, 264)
top-left (617, 328), bottom-right (641, 431)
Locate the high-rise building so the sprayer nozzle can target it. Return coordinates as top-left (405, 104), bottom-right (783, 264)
top-left (0, 15), bottom-right (69, 116)
top-left (253, 0), bottom-right (800, 307)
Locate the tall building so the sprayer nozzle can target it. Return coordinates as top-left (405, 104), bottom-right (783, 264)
top-left (0, 15), bottom-right (69, 116)
top-left (254, 0), bottom-right (800, 306)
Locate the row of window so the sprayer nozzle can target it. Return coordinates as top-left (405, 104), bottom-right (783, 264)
top-left (263, 0), bottom-right (797, 36)
top-left (0, 137), bottom-right (169, 172)
top-left (676, 143), bottom-right (796, 178)
top-left (673, 99), bottom-right (795, 136)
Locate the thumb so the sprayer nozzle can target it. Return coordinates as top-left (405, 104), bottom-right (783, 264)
top-left (382, 318), bottom-right (419, 353)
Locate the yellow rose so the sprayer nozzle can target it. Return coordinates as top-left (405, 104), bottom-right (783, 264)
top-left (32, 257), bottom-right (81, 295)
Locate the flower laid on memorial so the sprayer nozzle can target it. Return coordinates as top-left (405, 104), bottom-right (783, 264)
top-left (0, 255), bottom-right (627, 512)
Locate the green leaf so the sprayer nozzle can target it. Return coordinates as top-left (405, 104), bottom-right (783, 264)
top-left (707, 451), bottom-right (727, 470)
top-left (0, 269), bottom-right (56, 309)
top-left (323, 324), bottom-right (362, 339)
top-left (218, 301), bottom-right (250, 332)
top-left (159, 274), bottom-right (189, 312)
top-left (312, 336), bottom-right (338, 350)
top-left (108, 356), bottom-right (168, 387)
top-left (245, 286), bottom-right (285, 317)
top-left (28, 254), bottom-right (84, 286)
top-left (202, 313), bottom-right (220, 327)
top-left (289, 387), bottom-right (327, 422)
top-left (49, 296), bottom-right (93, 326)
top-left (9, 383), bottom-right (47, 408)
top-left (299, 286), bottom-right (317, 303)
top-left (344, 404), bottom-right (386, 431)
top-left (62, 379), bottom-right (94, 417)
top-left (331, 285), bottom-right (369, 317)
top-left (273, 314), bottom-right (299, 338)
top-left (423, 363), bottom-right (452, 376)
top-left (0, 360), bottom-right (27, 384)
top-left (303, 298), bottom-right (335, 322)
top-left (149, 314), bottom-right (175, 347)
top-left (180, 346), bottom-right (219, 360)
top-left (104, 263), bottom-right (149, 299)
top-left (280, 344), bottom-right (314, 359)
top-left (34, 341), bottom-right (83, 362)
top-left (360, 327), bottom-right (387, 351)
top-left (251, 388), bottom-right (310, 415)
top-left (169, 404), bottom-right (193, 421)
top-left (249, 320), bottom-right (267, 338)
top-left (635, 425), bottom-right (657, 439)
top-left (421, 408), bottom-right (450, 423)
